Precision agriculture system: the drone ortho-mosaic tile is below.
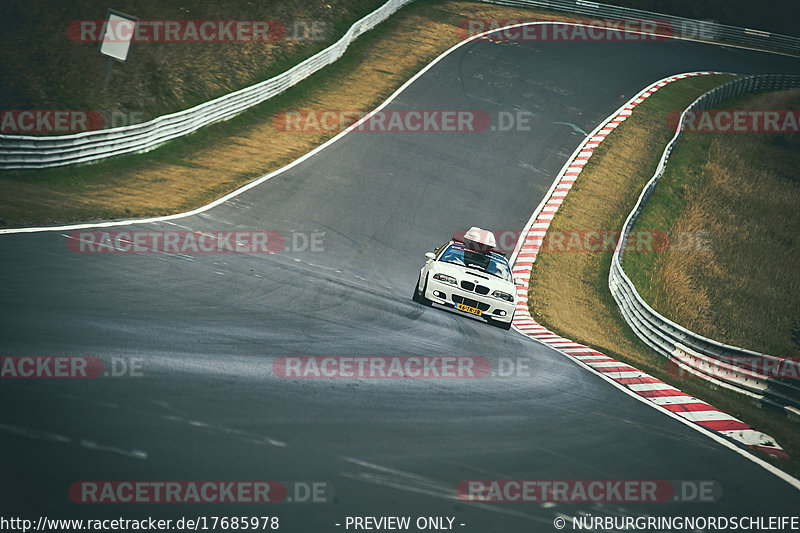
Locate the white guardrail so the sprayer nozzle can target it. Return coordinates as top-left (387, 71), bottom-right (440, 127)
top-left (0, 0), bottom-right (415, 170)
top-left (2, 0), bottom-right (800, 170)
top-left (608, 74), bottom-right (800, 418)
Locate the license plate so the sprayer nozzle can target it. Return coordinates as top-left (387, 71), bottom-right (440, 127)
top-left (456, 303), bottom-right (482, 316)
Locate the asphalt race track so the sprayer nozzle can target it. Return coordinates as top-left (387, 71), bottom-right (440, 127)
top-left (2, 28), bottom-right (800, 531)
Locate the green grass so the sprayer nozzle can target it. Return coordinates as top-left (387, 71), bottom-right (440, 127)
top-left (528, 74), bottom-right (800, 477)
top-left (624, 88), bottom-right (800, 357)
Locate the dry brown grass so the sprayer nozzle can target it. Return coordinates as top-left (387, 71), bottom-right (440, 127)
top-left (528, 75), bottom-right (800, 474)
top-left (628, 89), bottom-right (800, 357)
top-left (0, 1), bottom-right (577, 227)
top-left (529, 76), bottom-right (733, 371)
top-left (0, 0), bottom-right (383, 117)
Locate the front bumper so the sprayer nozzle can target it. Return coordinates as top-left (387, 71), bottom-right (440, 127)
top-left (425, 277), bottom-right (515, 324)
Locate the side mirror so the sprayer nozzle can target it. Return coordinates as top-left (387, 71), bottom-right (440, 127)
top-left (514, 277), bottom-right (526, 286)
top-left (425, 252), bottom-right (436, 261)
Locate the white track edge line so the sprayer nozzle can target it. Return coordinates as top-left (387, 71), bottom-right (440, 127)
top-left (3, 18), bottom-right (797, 490)
top-left (551, 342), bottom-right (800, 490)
top-left (507, 70), bottom-right (800, 490)
top-left (0, 19), bottom-right (786, 235)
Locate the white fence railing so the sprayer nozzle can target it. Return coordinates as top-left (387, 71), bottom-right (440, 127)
top-left (608, 74), bottom-right (800, 418)
top-left (3, 0), bottom-right (799, 170)
top-left (0, 0), bottom-right (414, 170)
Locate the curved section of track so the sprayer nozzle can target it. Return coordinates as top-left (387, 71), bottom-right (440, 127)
top-left (2, 29), bottom-right (799, 530)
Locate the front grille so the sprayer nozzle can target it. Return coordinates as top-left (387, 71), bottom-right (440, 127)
top-left (461, 280), bottom-right (489, 295)
top-left (452, 295), bottom-right (490, 312)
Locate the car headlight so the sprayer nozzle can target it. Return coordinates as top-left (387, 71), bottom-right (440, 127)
top-left (491, 290), bottom-right (514, 302)
top-left (433, 273), bottom-right (457, 285)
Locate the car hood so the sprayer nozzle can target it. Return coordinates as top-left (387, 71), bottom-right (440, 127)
top-left (431, 261), bottom-right (516, 292)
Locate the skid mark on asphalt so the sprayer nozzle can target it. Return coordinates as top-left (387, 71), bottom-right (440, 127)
top-left (0, 421), bottom-right (148, 459)
top-left (339, 457), bottom-right (550, 523)
top-left (158, 413), bottom-right (286, 448)
top-left (340, 457), bottom-right (651, 525)
top-left (80, 439), bottom-right (148, 459)
top-left (551, 121), bottom-right (588, 135)
top-left (6, 385), bottom-right (287, 452)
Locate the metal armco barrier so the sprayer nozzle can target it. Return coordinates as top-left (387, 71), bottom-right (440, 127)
top-left (0, 0), bottom-right (415, 170)
top-left (479, 0), bottom-right (800, 55)
top-left (608, 74), bottom-right (800, 418)
top-left (3, 0), bottom-right (799, 170)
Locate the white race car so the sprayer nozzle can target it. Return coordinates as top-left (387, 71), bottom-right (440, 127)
top-left (412, 227), bottom-right (518, 329)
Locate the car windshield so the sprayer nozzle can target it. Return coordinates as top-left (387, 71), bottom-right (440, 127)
top-left (439, 244), bottom-right (512, 281)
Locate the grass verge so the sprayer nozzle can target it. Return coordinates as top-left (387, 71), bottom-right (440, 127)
top-left (528, 74), bottom-right (800, 477)
top-left (624, 89), bottom-right (800, 357)
top-left (0, 0), bottom-right (578, 228)
top-left (3, 0), bottom-right (793, 122)
top-left (0, 0), bottom-right (389, 118)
